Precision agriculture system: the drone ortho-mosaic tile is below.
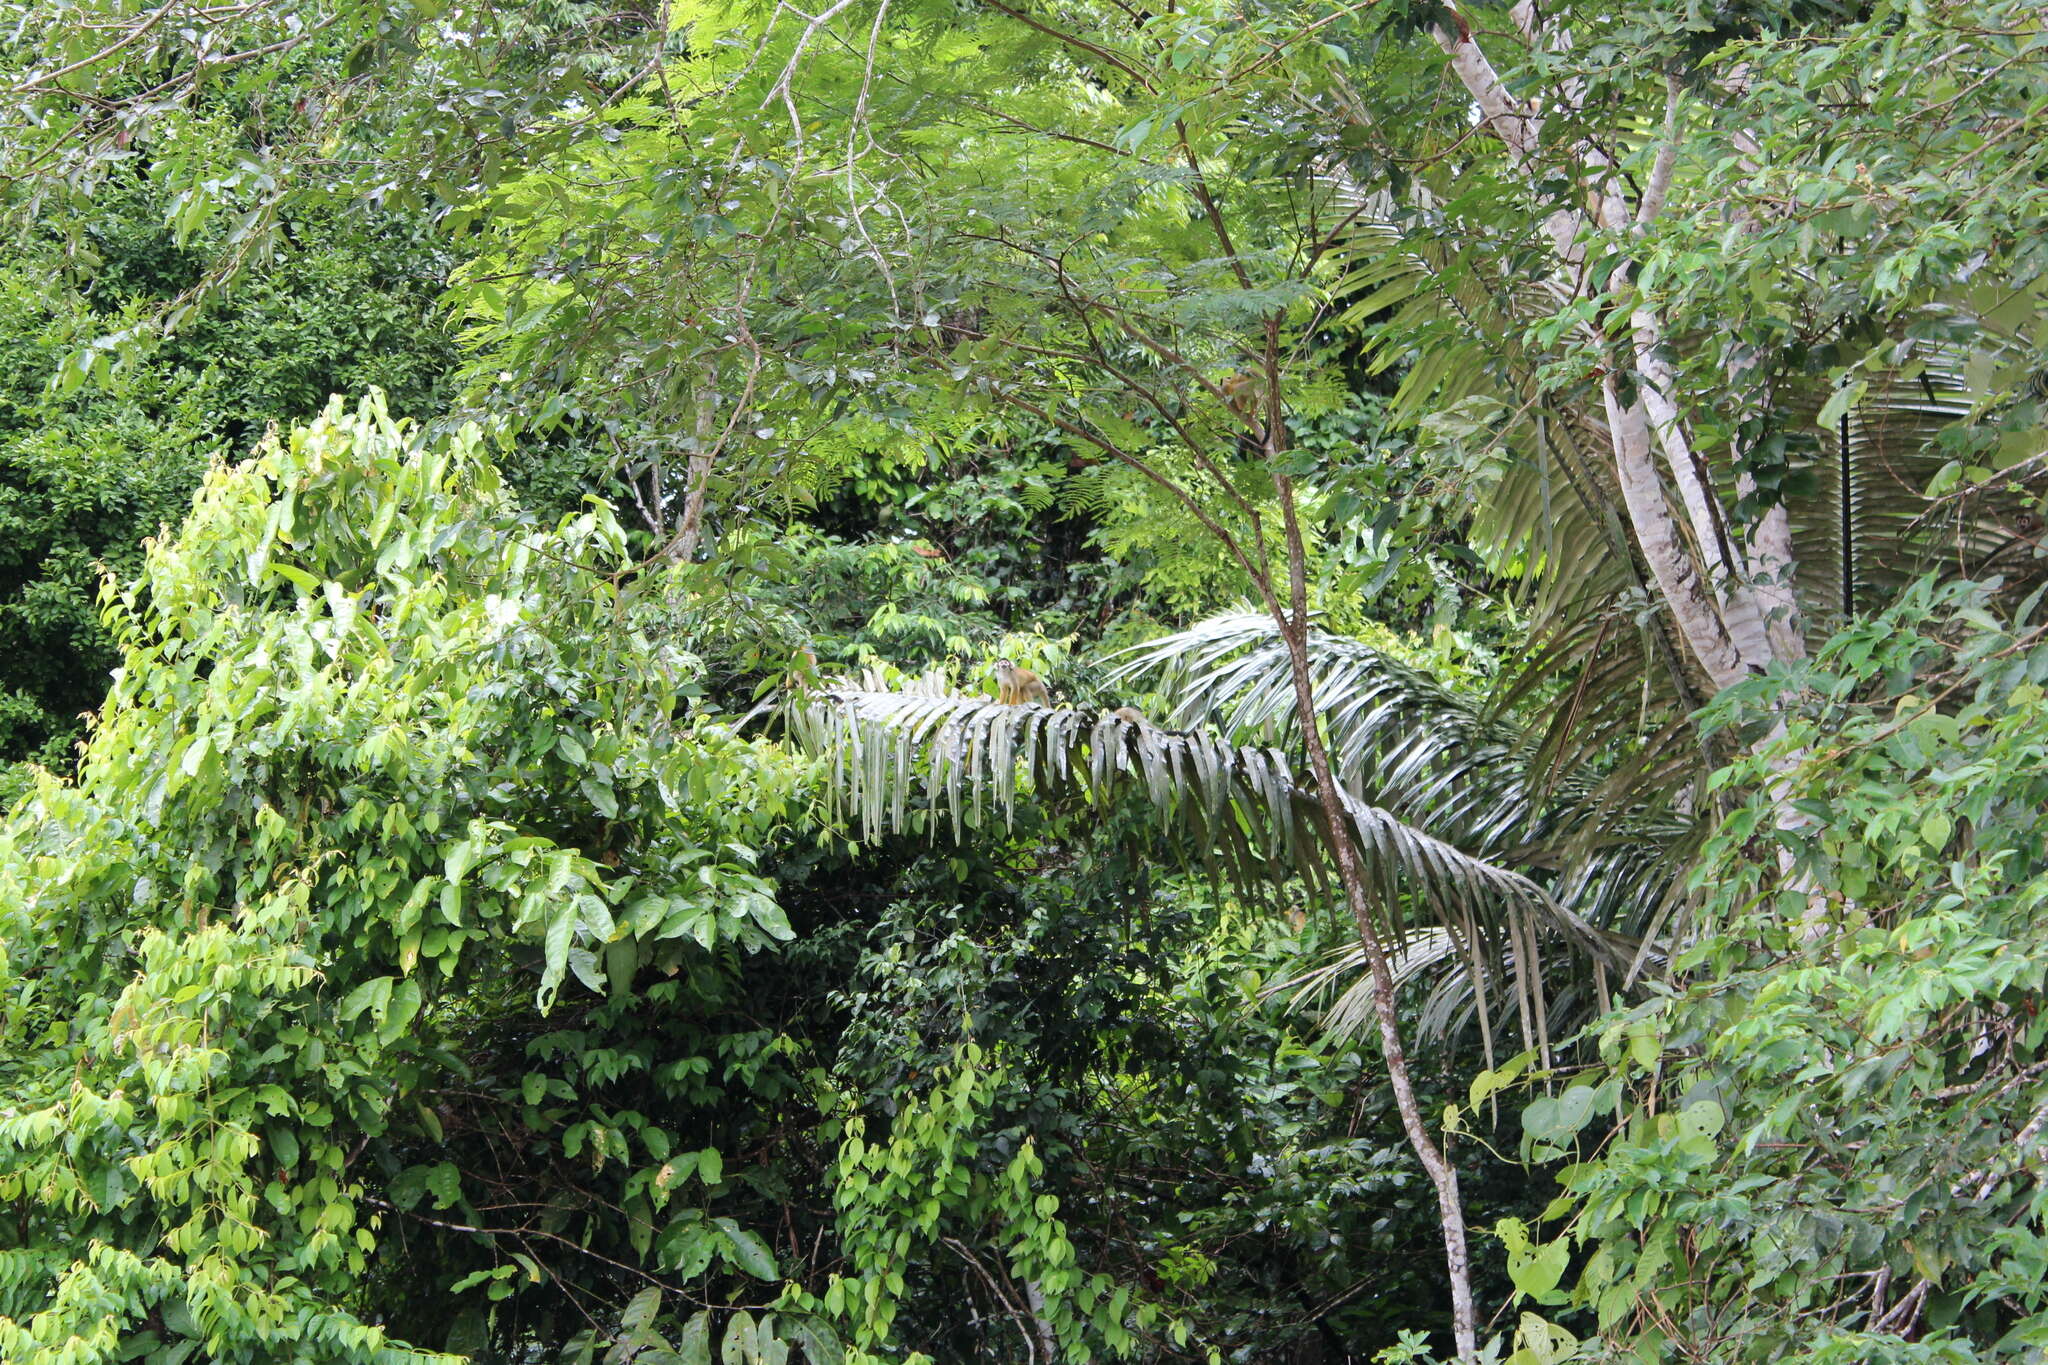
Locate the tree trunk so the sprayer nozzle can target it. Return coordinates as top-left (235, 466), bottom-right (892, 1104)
top-left (1272, 469), bottom-right (1481, 1363)
top-left (1422, 15), bottom-right (1808, 691)
top-left (662, 373), bottom-right (720, 563)
top-left (1423, 7), bottom-right (1839, 917)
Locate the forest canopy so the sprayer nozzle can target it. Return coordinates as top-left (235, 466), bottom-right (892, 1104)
top-left (0, 1), bottom-right (2045, 1363)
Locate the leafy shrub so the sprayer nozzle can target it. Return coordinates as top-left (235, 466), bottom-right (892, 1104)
top-left (1512, 580), bottom-right (2048, 1363)
top-left (0, 396), bottom-right (806, 1363)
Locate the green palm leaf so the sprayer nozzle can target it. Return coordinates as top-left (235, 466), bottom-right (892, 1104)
top-left (1109, 613), bottom-right (1696, 946)
top-left (1325, 214), bottom-right (2048, 840)
top-left (785, 681), bottom-right (1628, 983)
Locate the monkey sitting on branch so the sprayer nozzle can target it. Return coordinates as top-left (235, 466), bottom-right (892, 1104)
top-left (1219, 369), bottom-right (1273, 459)
top-left (994, 658), bottom-right (1051, 707)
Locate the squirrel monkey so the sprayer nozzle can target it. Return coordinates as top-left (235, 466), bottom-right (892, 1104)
top-left (995, 659), bottom-right (1051, 707)
top-left (1220, 369), bottom-right (1272, 457)
top-left (1219, 369), bottom-right (1265, 422)
top-left (786, 645), bottom-right (820, 693)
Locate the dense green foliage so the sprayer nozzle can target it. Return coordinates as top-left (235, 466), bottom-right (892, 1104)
top-left (0, 0), bottom-right (2044, 1362)
top-left (0, 400), bottom-right (804, 1360)
top-left (0, 400), bottom-right (1533, 1363)
top-left (1522, 585), bottom-right (2048, 1362)
top-left (0, 186), bottom-right (456, 773)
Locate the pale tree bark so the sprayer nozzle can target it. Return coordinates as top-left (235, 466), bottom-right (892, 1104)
top-left (1423, 6), bottom-right (1828, 915)
top-left (1422, 11), bottom-right (1798, 685)
top-left (1628, 304), bottom-right (1782, 672)
top-left (1746, 502), bottom-right (1806, 663)
top-left (1023, 1279), bottom-right (1058, 1363)
top-left (660, 371), bottom-right (721, 563)
top-left (1599, 378), bottom-right (1756, 692)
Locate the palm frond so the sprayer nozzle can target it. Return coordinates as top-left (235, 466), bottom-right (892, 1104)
top-left (784, 683), bottom-right (1628, 972)
top-left (1803, 333), bottom-right (2048, 626)
top-left (1109, 613), bottom-right (1525, 834)
top-left (1265, 928), bottom-right (1531, 1065)
top-left (1263, 921), bottom-right (1627, 1070)
top-left (1264, 927), bottom-right (1464, 1049)
top-left (1108, 614), bottom-right (1699, 950)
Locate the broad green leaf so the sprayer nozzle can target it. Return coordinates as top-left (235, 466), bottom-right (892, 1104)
top-left (715, 1218), bottom-right (777, 1280)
